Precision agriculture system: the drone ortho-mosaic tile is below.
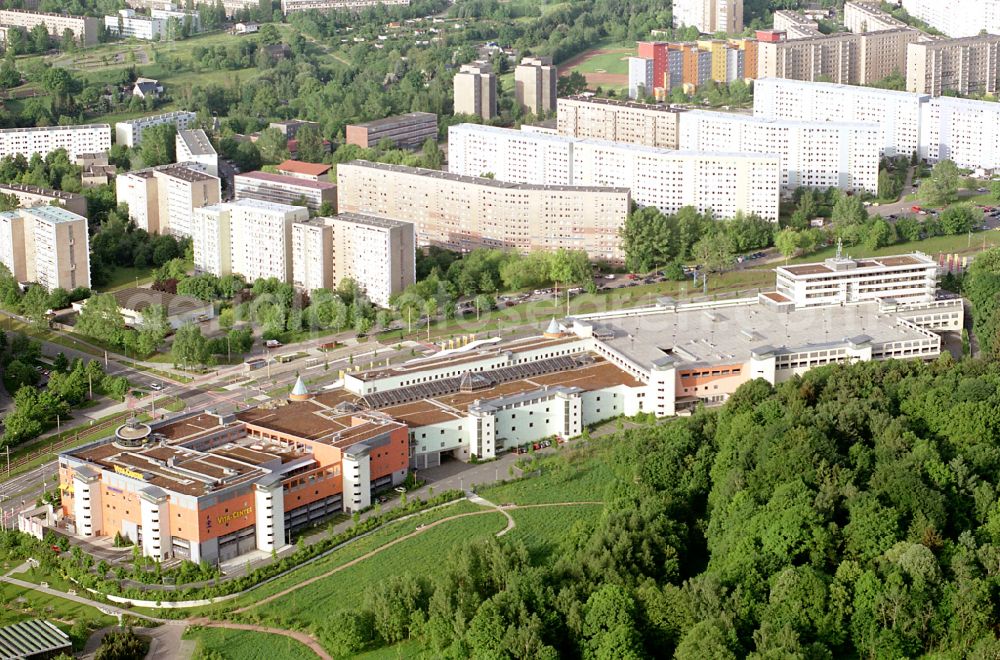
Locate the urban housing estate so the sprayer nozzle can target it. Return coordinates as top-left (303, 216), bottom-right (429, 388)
top-left (447, 123), bottom-right (781, 220)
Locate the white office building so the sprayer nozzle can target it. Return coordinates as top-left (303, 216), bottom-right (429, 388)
top-left (192, 199), bottom-right (308, 284)
top-left (753, 77), bottom-right (928, 159)
top-left (775, 251), bottom-right (937, 307)
top-left (678, 110), bottom-right (881, 194)
top-left (115, 111), bottom-right (197, 148)
top-left (104, 9), bottom-right (167, 40)
top-left (447, 123), bottom-right (781, 220)
top-left (0, 124), bottom-right (110, 160)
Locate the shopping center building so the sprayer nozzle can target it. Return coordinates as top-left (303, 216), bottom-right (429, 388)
top-left (58, 253), bottom-right (962, 561)
top-left (58, 381), bottom-right (408, 563)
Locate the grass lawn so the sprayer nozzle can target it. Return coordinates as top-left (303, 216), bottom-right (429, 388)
top-left (0, 581), bottom-right (116, 629)
top-left (183, 626), bottom-right (319, 660)
top-left (226, 501), bottom-right (486, 610)
top-left (250, 512), bottom-right (507, 634)
top-left (480, 446), bottom-right (613, 505)
top-left (98, 266), bottom-right (155, 292)
top-left (570, 49), bottom-right (634, 75)
top-left (787, 229), bottom-right (1000, 264)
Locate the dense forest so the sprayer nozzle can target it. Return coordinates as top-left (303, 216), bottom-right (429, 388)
top-left (319, 353), bottom-right (1000, 658)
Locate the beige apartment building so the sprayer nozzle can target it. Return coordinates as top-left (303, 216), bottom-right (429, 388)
top-left (154, 166), bottom-right (220, 239)
top-left (673, 0), bottom-right (743, 34)
top-left (336, 160), bottom-right (631, 263)
top-left (0, 206), bottom-right (89, 291)
top-left (771, 10), bottom-right (821, 39)
top-left (116, 164), bottom-right (220, 236)
top-left (757, 28), bottom-right (920, 85)
top-left (233, 171), bottom-right (336, 213)
top-left (556, 95), bottom-right (683, 149)
top-left (0, 9), bottom-right (99, 45)
top-left (345, 112), bottom-right (438, 149)
top-left (843, 1), bottom-right (908, 33)
top-left (0, 183), bottom-right (87, 216)
top-left (291, 219), bottom-right (332, 292)
top-left (326, 213), bottom-right (415, 308)
top-left (514, 57), bottom-right (557, 117)
top-left (192, 199), bottom-right (308, 284)
top-left (907, 35), bottom-right (1000, 96)
top-left (453, 62), bottom-right (496, 119)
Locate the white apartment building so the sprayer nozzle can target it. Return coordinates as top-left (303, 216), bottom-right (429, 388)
top-left (192, 199), bottom-right (308, 284)
top-left (192, 205), bottom-right (230, 279)
top-left (843, 1), bottom-right (908, 33)
top-left (0, 9), bottom-right (99, 45)
top-left (900, 0), bottom-right (1000, 38)
top-left (0, 124), bottom-right (110, 160)
top-left (291, 219), bottom-right (332, 292)
top-left (115, 111), bottom-right (197, 148)
top-left (754, 77), bottom-right (1000, 171)
top-left (628, 57), bottom-right (654, 99)
top-left (325, 214), bottom-right (415, 308)
top-left (919, 96), bottom-right (1000, 170)
top-left (150, 6), bottom-right (201, 32)
top-left (753, 77), bottom-right (927, 158)
top-left (104, 9), bottom-right (167, 40)
top-left (0, 206), bottom-right (90, 291)
top-left (115, 170), bottom-right (158, 233)
top-left (175, 129), bottom-right (218, 177)
top-left (447, 123), bottom-right (781, 220)
top-left (126, 0), bottom-right (258, 17)
top-left (673, 0), bottom-right (743, 34)
top-left (678, 110), bottom-right (881, 194)
top-left (556, 95), bottom-right (683, 149)
top-left (280, 0), bottom-right (409, 13)
top-left (336, 161), bottom-right (631, 262)
top-left (775, 251), bottom-right (937, 307)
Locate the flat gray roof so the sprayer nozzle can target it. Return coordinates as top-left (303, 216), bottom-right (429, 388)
top-left (342, 160), bottom-right (631, 195)
top-left (329, 212), bottom-right (412, 230)
top-left (586, 300), bottom-right (929, 368)
top-left (177, 129), bottom-right (217, 156)
top-left (350, 112), bottom-right (437, 130)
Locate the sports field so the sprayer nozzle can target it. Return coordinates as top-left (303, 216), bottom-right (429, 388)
top-left (560, 44), bottom-right (635, 89)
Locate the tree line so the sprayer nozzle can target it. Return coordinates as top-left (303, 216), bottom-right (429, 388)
top-left (318, 354), bottom-right (1000, 657)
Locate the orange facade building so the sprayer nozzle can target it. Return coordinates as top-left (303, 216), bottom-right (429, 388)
top-left (59, 382), bottom-right (408, 563)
